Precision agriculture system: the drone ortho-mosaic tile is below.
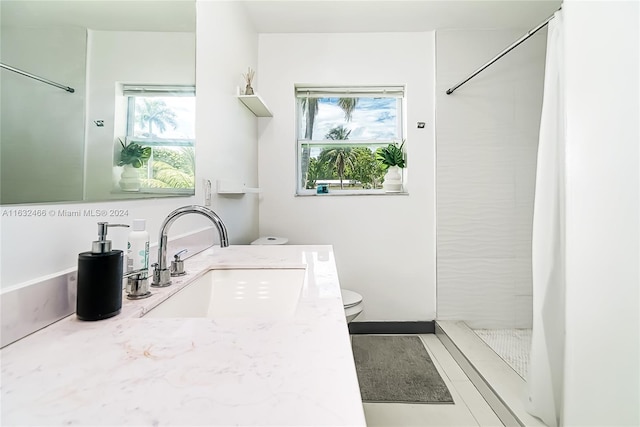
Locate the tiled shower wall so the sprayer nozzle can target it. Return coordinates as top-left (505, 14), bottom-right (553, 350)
top-left (435, 29), bottom-right (546, 329)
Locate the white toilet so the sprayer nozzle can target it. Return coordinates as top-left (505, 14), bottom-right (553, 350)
top-left (341, 289), bottom-right (363, 322)
top-left (251, 236), bottom-right (364, 322)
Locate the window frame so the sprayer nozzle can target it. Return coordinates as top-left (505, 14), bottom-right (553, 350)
top-left (295, 85), bottom-right (406, 196)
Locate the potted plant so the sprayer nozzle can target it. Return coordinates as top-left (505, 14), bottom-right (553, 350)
top-left (376, 141), bottom-right (405, 192)
top-left (118, 139), bottom-right (151, 168)
top-left (117, 139), bottom-right (151, 192)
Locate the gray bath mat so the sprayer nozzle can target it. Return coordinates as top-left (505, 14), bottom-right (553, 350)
top-left (351, 335), bottom-right (454, 404)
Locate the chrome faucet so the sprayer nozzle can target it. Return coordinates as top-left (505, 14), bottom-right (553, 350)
top-left (152, 205), bottom-right (229, 287)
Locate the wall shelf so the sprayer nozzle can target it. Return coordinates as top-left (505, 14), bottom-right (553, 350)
top-left (238, 93), bottom-right (273, 117)
top-left (216, 179), bottom-right (260, 195)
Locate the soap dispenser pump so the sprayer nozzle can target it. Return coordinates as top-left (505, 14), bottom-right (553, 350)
top-left (76, 222), bottom-right (129, 321)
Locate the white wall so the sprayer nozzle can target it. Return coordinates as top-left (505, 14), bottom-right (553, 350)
top-left (435, 29), bottom-right (547, 328)
top-left (562, 1), bottom-right (639, 425)
top-left (257, 32), bottom-right (436, 321)
top-left (1, 2), bottom-right (259, 289)
top-left (1, 26), bottom-right (86, 204)
top-left (84, 30), bottom-right (196, 200)
top-left (196, 0), bottom-right (259, 246)
top-left (0, 198), bottom-right (212, 288)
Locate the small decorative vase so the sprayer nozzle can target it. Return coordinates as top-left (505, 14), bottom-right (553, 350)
top-left (382, 166), bottom-right (403, 192)
top-left (119, 165), bottom-right (141, 192)
top-left (245, 84), bottom-right (254, 95)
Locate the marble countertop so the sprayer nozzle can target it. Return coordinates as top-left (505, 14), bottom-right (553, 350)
top-left (1, 245), bottom-right (366, 426)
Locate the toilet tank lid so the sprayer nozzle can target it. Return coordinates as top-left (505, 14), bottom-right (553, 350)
top-left (341, 289), bottom-right (363, 308)
top-left (251, 237), bottom-right (288, 245)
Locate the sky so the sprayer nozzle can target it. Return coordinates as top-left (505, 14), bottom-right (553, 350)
top-left (132, 96), bottom-right (397, 143)
top-left (303, 97), bottom-right (401, 142)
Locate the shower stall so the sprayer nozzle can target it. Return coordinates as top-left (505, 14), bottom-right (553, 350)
top-left (434, 8), bottom-right (562, 424)
top-left (435, 3), bottom-right (638, 427)
top-left (435, 22), bottom-right (546, 366)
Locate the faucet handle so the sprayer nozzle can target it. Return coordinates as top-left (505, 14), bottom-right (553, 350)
top-left (123, 268), bottom-right (148, 279)
top-left (173, 249), bottom-right (188, 261)
top-left (171, 249), bottom-right (188, 277)
top-left (124, 268), bottom-right (151, 300)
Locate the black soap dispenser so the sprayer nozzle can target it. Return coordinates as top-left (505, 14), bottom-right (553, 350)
top-left (76, 222), bottom-right (129, 321)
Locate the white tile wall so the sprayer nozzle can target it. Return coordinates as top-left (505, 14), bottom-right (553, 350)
top-left (435, 29), bottom-right (546, 328)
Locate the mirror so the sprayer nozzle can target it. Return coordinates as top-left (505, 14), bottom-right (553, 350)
top-left (0, 1), bottom-right (196, 204)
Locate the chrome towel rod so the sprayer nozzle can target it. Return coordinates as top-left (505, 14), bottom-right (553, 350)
top-left (0, 62), bottom-right (75, 93)
top-left (446, 9), bottom-right (560, 95)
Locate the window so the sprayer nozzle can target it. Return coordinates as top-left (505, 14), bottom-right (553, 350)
top-left (296, 85), bottom-right (405, 195)
top-left (122, 85), bottom-right (195, 192)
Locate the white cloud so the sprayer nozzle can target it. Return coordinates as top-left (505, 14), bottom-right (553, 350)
top-left (306, 98), bottom-right (399, 141)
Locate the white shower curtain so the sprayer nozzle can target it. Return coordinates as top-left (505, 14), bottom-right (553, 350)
top-left (526, 10), bottom-right (565, 427)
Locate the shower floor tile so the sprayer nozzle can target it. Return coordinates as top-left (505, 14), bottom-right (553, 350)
top-left (473, 329), bottom-right (531, 378)
top-left (436, 321), bottom-right (546, 427)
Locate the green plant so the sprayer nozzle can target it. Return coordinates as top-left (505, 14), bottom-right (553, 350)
top-left (118, 139), bottom-right (151, 168)
top-left (376, 141), bottom-right (406, 169)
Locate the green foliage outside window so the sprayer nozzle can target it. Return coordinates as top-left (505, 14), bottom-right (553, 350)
top-left (304, 125), bottom-right (387, 190)
top-left (141, 147), bottom-right (195, 189)
top-left (349, 147), bottom-right (386, 189)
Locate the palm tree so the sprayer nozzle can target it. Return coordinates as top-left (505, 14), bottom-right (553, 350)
top-left (318, 126), bottom-right (356, 189)
top-left (337, 98), bottom-right (357, 121)
top-left (136, 99), bottom-right (178, 137)
top-left (300, 98), bottom-right (319, 140)
top-left (300, 97), bottom-right (319, 189)
top-left (300, 96), bottom-right (358, 188)
top-left (325, 125), bottom-right (352, 141)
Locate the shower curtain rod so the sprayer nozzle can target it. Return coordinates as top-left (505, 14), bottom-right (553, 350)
top-left (0, 62), bottom-right (75, 93)
top-left (446, 9), bottom-right (560, 95)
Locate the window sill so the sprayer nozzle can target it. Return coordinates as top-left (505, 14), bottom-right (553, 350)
top-left (295, 190), bottom-right (409, 197)
top-left (112, 189), bottom-right (194, 196)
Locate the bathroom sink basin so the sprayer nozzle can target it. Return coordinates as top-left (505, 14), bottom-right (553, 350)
top-left (144, 268), bottom-right (306, 319)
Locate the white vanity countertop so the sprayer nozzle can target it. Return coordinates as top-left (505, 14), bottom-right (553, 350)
top-left (1, 245), bottom-right (366, 427)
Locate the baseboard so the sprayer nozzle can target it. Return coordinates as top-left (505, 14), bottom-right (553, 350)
top-left (348, 321), bottom-right (435, 335)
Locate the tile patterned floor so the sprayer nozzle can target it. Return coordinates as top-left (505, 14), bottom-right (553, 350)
top-left (473, 329), bottom-right (532, 378)
top-left (361, 334), bottom-right (503, 427)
